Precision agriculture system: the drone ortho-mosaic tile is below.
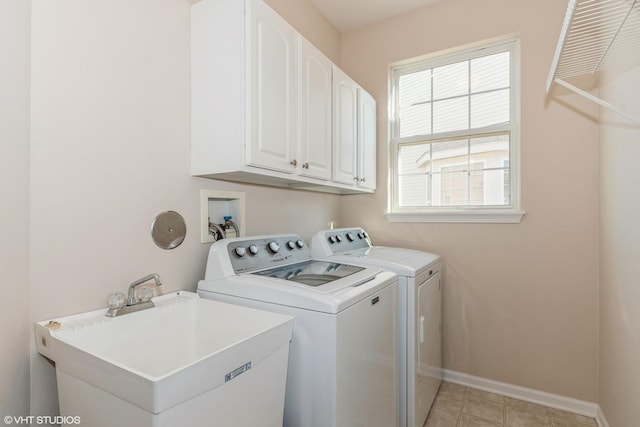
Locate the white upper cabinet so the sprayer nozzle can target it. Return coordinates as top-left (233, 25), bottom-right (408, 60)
top-left (247, 0), bottom-right (297, 173)
top-left (191, 0), bottom-right (375, 194)
top-left (333, 66), bottom-right (359, 186)
top-left (333, 67), bottom-right (377, 191)
top-left (298, 39), bottom-right (333, 181)
top-left (358, 88), bottom-right (377, 191)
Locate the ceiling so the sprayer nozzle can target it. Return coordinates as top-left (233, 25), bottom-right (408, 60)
top-left (309, 0), bottom-right (443, 32)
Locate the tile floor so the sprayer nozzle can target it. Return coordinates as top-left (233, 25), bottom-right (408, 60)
top-left (425, 382), bottom-right (598, 427)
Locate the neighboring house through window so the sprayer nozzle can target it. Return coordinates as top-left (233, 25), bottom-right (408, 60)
top-left (387, 37), bottom-right (524, 223)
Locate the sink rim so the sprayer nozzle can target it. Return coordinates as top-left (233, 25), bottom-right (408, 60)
top-left (36, 291), bottom-right (294, 381)
top-left (34, 291), bottom-right (294, 413)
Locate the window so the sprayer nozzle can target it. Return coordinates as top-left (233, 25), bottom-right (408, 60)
top-left (388, 38), bottom-right (524, 223)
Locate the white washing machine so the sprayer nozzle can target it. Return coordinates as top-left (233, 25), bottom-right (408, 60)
top-left (310, 228), bottom-right (441, 427)
top-left (197, 234), bottom-right (399, 427)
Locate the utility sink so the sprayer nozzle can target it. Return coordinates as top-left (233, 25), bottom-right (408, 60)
top-left (35, 291), bottom-right (294, 427)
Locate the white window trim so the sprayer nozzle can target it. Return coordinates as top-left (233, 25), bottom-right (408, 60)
top-left (386, 210), bottom-right (525, 224)
top-left (387, 36), bottom-right (525, 224)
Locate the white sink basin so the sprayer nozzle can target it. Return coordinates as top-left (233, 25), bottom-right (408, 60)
top-left (35, 291), bottom-right (294, 425)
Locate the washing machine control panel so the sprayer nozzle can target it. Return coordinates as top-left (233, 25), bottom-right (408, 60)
top-left (318, 228), bottom-right (372, 254)
top-left (226, 235), bottom-right (310, 274)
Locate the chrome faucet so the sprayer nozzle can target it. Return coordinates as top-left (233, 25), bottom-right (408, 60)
top-left (105, 273), bottom-right (163, 317)
top-left (127, 273), bottom-right (163, 306)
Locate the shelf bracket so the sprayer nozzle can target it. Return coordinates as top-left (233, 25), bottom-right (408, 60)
top-left (553, 78), bottom-right (640, 124)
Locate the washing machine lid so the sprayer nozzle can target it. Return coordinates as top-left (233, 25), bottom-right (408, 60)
top-left (318, 246), bottom-right (440, 277)
top-left (197, 268), bottom-right (397, 314)
top-left (199, 233), bottom-right (398, 313)
top-left (252, 260), bottom-right (365, 287)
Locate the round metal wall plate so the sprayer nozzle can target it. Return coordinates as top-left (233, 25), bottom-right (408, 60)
top-left (151, 211), bottom-right (186, 250)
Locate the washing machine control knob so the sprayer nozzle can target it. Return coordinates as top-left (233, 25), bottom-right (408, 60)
top-left (329, 236), bottom-right (337, 244)
top-left (346, 232), bottom-right (355, 241)
top-left (248, 245), bottom-right (258, 255)
top-left (234, 247), bottom-right (246, 257)
top-left (296, 239), bottom-right (305, 248)
top-left (268, 241), bottom-right (280, 253)
top-left (335, 235), bottom-right (342, 243)
top-left (286, 241), bottom-right (296, 250)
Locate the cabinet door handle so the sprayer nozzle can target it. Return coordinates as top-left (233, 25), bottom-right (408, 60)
top-left (302, 162), bottom-right (309, 169)
top-left (360, 178), bottom-right (366, 183)
top-left (353, 176), bottom-right (359, 181)
top-left (290, 159), bottom-right (297, 167)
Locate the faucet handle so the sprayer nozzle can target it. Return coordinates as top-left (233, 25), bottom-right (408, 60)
top-left (107, 292), bottom-right (126, 309)
top-left (137, 287), bottom-right (153, 303)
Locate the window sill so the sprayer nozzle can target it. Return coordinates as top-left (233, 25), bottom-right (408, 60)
top-left (385, 210), bottom-right (525, 224)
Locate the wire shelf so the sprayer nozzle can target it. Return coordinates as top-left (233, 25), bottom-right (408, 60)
top-left (547, 0), bottom-right (640, 123)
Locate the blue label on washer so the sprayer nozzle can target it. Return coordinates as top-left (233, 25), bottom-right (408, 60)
top-left (225, 362), bottom-right (252, 382)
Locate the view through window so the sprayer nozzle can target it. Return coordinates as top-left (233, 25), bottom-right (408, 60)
top-left (390, 39), bottom-right (519, 218)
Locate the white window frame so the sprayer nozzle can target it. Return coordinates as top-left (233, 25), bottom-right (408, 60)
top-left (386, 37), bottom-right (525, 224)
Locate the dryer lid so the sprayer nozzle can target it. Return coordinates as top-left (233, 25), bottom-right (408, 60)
top-left (321, 246), bottom-right (440, 277)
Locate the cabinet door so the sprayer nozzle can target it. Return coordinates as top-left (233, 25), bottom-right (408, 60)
top-left (358, 88), bottom-right (377, 190)
top-left (298, 40), bottom-right (332, 180)
top-left (247, 0), bottom-right (297, 173)
top-left (332, 66), bottom-right (358, 185)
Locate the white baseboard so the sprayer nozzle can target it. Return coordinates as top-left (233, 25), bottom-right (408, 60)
top-left (595, 406), bottom-right (610, 427)
top-left (442, 369), bottom-right (598, 418)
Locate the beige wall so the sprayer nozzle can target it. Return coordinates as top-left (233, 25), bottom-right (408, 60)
top-left (0, 0), bottom-right (31, 419)
top-left (6, 0), bottom-right (612, 416)
top-left (339, 0), bottom-right (600, 401)
top-left (265, 0), bottom-right (341, 64)
top-left (599, 65), bottom-right (640, 424)
top-left (28, 0), bottom-right (340, 417)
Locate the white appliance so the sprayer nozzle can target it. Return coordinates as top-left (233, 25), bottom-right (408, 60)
top-left (310, 228), bottom-right (441, 427)
top-left (197, 234), bottom-right (399, 427)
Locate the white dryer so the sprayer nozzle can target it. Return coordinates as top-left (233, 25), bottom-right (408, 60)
top-left (310, 228), bottom-right (441, 427)
top-left (197, 234), bottom-right (399, 427)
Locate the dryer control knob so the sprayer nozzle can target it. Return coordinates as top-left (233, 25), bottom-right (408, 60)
top-left (336, 235), bottom-right (343, 243)
top-left (248, 245), bottom-right (258, 255)
top-left (329, 236), bottom-right (337, 244)
top-left (296, 239), bottom-right (305, 248)
top-left (346, 232), bottom-right (355, 241)
top-left (268, 241), bottom-right (280, 253)
top-left (234, 247), bottom-right (246, 257)
top-left (286, 241), bottom-right (296, 250)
